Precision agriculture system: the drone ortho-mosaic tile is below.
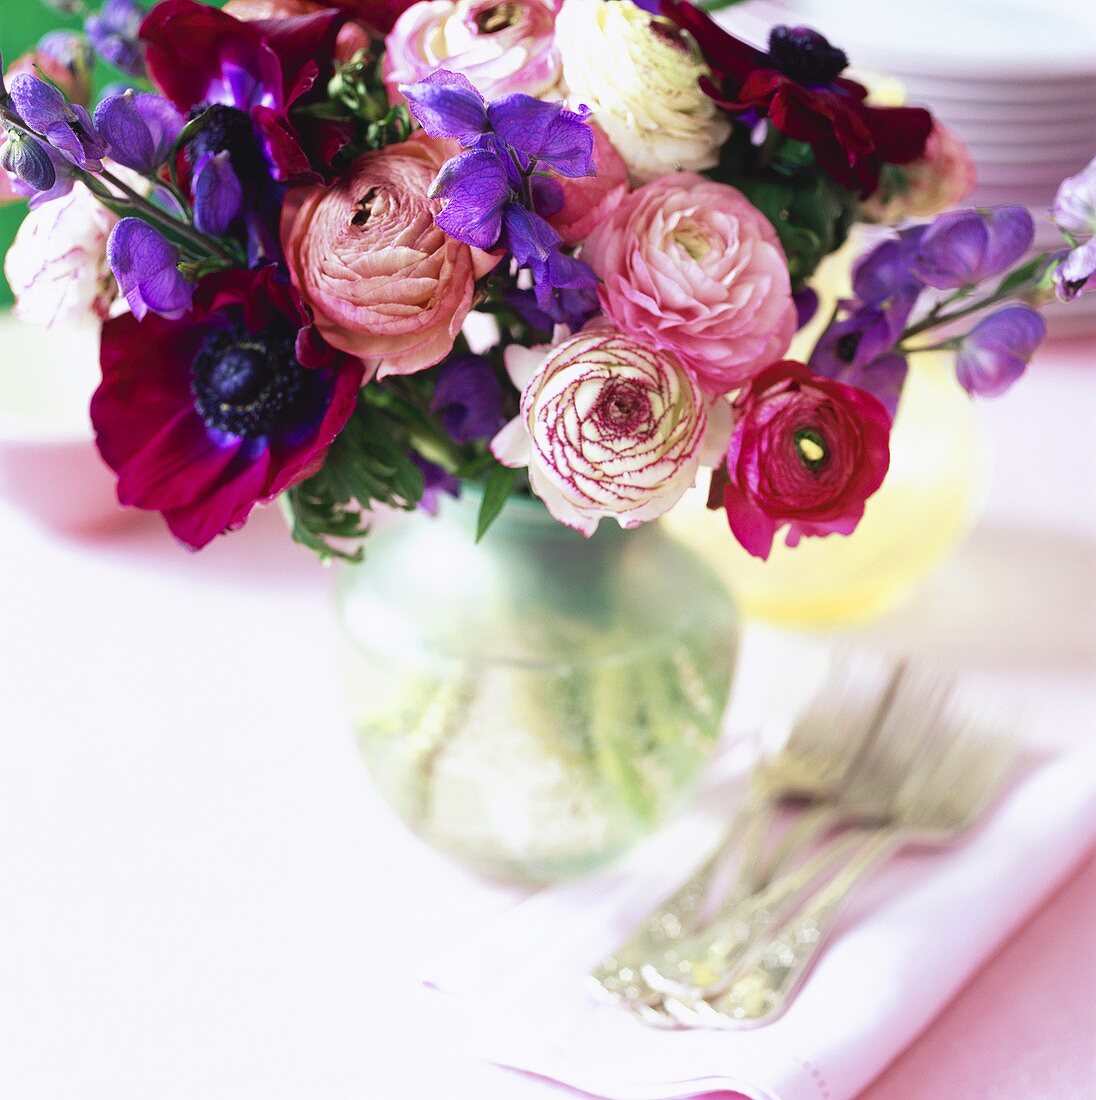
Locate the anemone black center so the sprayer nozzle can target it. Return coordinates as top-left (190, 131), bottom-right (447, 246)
top-left (191, 324), bottom-right (305, 438)
top-left (768, 25), bottom-right (848, 86)
top-left (187, 103), bottom-right (265, 179)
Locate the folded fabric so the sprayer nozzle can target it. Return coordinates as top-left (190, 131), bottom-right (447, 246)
top-left (423, 742), bottom-right (1096, 1100)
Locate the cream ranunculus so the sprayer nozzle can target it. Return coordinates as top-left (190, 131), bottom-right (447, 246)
top-left (491, 324), bottom-right (731, 534)
top-left (554, 0), bottom-right (730, 184)
top-left (4, 180), bottom-right (118, 327)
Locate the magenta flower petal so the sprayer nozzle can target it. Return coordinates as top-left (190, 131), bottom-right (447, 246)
top-left (107, 218), bottom-right (194, 321)
top-left (487, 96), bottom-right (594, 178)
top-left (955, 306), bottom-right (1045, 397)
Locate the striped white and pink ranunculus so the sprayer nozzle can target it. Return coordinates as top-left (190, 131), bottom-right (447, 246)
top-left (383, 0), bottom-right (564, 103)
top-left (491, 324), bottom-right (731, 535)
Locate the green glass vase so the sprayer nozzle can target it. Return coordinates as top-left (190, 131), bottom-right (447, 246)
top-left (335, 493), bottom-right (740, 882)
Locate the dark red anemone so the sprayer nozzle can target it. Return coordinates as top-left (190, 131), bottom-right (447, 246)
top-left (141, 0), bottom-right (351, 182)
top-left (91, 266), bottom-right (364, 549)
top-left (662, 1), bottom-right (932, 196)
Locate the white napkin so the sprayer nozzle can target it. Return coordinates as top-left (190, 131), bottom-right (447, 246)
top-left (423, 742), bottom-right (1096, 1100)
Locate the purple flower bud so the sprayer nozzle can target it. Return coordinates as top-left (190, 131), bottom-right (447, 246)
top-left (400, 71), bottom-right (489, 145)
top-left (913, 205), bottom-right (1034, 290)
top-left (793, 286), bottom-right (819, 330)
top-left (7, 73), bottom-right (106, 170)
top-left (487, 97), bottom-right (594, 178)
top-left (411, 454), bottom-right (460, 516)
top-left (1056, 237), bottom-right (1096, 303)
top-left (93, 91), bottom-right (184, 175)
top-left (529, 175), bottom-right (564, 219)
top-left (191, 150), bottom-right (244, 235)
top-left (955, 306), bottom-right (1045, 398)
top-left (431, 147), bottom-right (510, 250)
top-left (502, 204), bottom-right (561, 268)
top-left (0, 129), bottom-right (57, 193)
top-left (1051, 154), bottom-right (1096, 239)
top-left (852, 225), bottom-right (927, 306)
top-left (107, 218), bottom-right (194, 321)
top-left (431, 356), bottom-right (505, 444)
top-left (85, 0), bottom-right (146, 79)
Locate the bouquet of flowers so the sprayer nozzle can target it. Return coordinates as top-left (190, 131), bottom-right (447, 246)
top-left (1, 0), bottom-right (1090, 561)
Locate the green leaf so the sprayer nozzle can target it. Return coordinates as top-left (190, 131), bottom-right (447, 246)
top-left (993, 257), bottom-right (1046, 299)
top-left (476, 463), bottom-right (517, 543)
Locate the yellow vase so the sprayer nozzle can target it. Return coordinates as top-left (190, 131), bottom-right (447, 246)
top-left (661, 241), bottom-right (990, 628)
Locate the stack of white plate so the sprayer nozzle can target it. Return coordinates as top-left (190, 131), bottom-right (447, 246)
top-left (719, 0), bottom-right (1096, 336)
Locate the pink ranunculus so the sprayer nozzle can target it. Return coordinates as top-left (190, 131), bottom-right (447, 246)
top-left (862, 121), bottom-right (977, 223)
top-left (721, 361), bottom-right (892, 560)
top-left (547, 123), bottom-right (628, 247)
top-left (281, 132), bottom-right (498, 377)
top-left (584, 173), bottom-right (796, 397)
top-left (491, 323), bottom-right (731, 535)
top-left (383, 0), bottom-right (564, 102)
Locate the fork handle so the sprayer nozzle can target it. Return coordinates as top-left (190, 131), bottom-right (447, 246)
top-left (714, 828), bottom-right (903, 1024)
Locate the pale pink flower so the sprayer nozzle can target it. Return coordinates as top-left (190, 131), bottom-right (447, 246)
top-left (584, 173), bottom-right (796, 396)
top-left (491, 323), bottom-right (731, 535)
top-left (547, 123), bottom-right (628, 246)
top-left (281, 133), bottom-right (498, 377)
top-left (383, 0), bottom-right (564, 102)
top-left (862, 121), bottom-right (977, 223)
top-left (4, 180), bottom-right (118, 327)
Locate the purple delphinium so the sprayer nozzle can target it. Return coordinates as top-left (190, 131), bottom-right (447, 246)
top-left (913, 205), bottom-right (1034, 290)
top-left (93, 91), bottom-right (184, 176)
top-left (809, 311), bottom-right (909, 418)
top-left (955, 306), bottom-right (1045, 398)
top-left (7, 73), bottom-right (106, 171)
top-left (793, 286), bottom-right (819, 330)
top-left (401, 70), bottom-right (599, 329)
top-left (430, 356), bottom-right (506, 445)
top-left (107, 218), bottom-right (194, 320)
top-left (85, 0), bottom-right (147, 79)
top-left (1050, 155), bottom-right (1096, 302)
top-left (412, 454), bottom-right (460, 516)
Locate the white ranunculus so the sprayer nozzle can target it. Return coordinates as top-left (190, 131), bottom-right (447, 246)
top-left (5, 180), bottom-right (119, 328)
top-left (554, 0), bottom-right (730, 184)
top-left (491, 324), bottom-right (731, 535)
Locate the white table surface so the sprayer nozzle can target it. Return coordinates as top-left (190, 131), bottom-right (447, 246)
top-left (0, 340), bottom-right (1093, 1100)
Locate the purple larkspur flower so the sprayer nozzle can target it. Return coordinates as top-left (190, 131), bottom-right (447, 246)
top-left (412, 454), bottom-right (461, 516)
top-left (1051, 154), bottom-right (1096, 239)
top-left (852, 225), bottom-right (927, 306)
top-left (191, 150), bottom-right (244, 236)
top-left (93, 91), bottom-right (185, 176)
top-left (1056, 238), bottom-right (1096, 302)
top-left (431, 356), bottom-right (505, 444)
top-left (793, 286), bottom-right (819, 330)
top-left (107, 218), bottom-right (194, 320)
top-left (7, 73), bottom-right (106, 171)
top-left (913, 205), bottom-right (1034, 290)
top-left (808, 309), bottom-right (909, 417)
top-left (955, 306), bottom-right (1045, 398)
top-left (85, 0), bottom-right (147, 79)
top-left (402, 69), bottom-right (598, 328)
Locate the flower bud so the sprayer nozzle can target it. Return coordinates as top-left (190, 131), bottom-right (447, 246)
top-left (93, 90), bottom-right (185, 175)
top-left (107, 218), bottom-right (194, 321)
top-left (913, 205), bottom-right (1034, 290)
top-left (0, 128), bottom-right (57, 192)
top-left (955, 306), bottom-right (1045, 397)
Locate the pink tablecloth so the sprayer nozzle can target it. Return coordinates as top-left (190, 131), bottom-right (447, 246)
top-left (0, 344), bottom-right (1092, 1100)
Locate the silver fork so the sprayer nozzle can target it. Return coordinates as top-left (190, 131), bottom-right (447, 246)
top-left (640, 665), bottom-right (955, 1013)
top-left (702, 689), bottom-right (1021, 1027)
top-left (590, 651), bottom-right (900, 1005)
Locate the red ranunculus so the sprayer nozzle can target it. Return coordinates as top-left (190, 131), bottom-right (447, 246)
top-left (662, 1), bottom-right (932, 196)
top-left (720, 361), bottom-right (891, 559)
top-left (91, 266), bottom-right (363, 549)
top-left (141, 0), bottom-right (350, 182)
